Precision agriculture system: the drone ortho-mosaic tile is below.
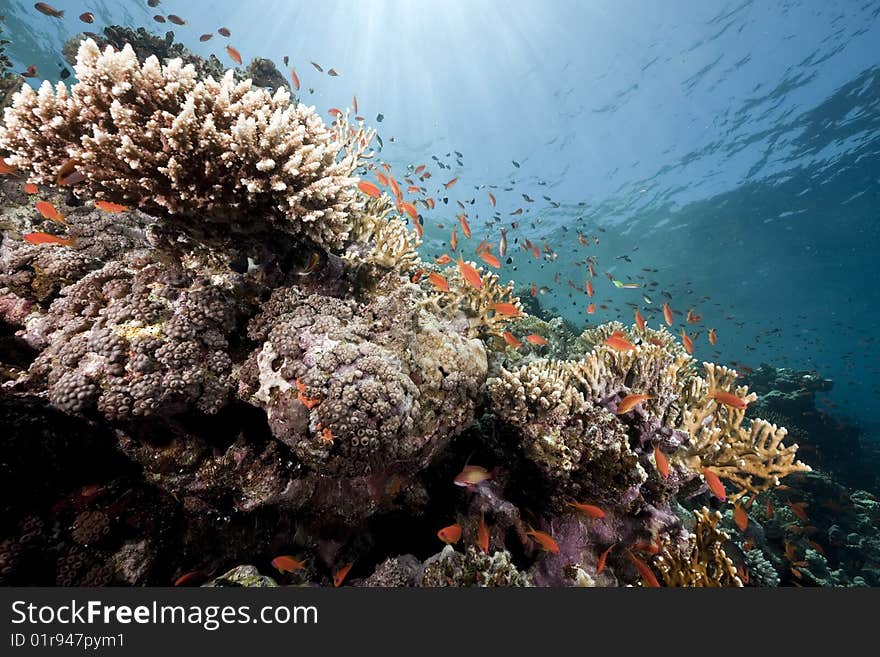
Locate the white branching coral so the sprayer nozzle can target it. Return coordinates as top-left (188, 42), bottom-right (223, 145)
top-left (0, 39), bottom-right (375, 249)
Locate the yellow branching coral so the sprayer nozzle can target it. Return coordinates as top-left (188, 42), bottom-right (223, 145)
top-left (346, 195), bottom-right (421, 272)
top-left (427, 261), bottom-right (523, 338)
top-left (0, 39), bottom-right (375, 249)
top-left (677, 363), bottom-right (810, 502)
top-left (654, 508), bottom-right (743, 587)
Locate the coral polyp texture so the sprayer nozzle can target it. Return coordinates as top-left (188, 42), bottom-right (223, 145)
top-left (0, 34), bottom-right (824, 588)
top-left (242, 285), bottom-right (487, 476)
top-left (0, 39), bottom-right (374, 249)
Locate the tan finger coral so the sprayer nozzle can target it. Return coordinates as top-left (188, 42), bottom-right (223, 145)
top-left (0, 39), bottom-right (374, 249)
top-left (653, 507), bottom-right (743, 587)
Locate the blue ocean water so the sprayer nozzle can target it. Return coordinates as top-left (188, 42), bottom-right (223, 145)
top-left (3, 0), bottom-right (879, 434)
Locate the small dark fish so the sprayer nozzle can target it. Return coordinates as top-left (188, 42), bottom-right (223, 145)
top-left (60, 67), bottom-right (70, 79)
top-left (79, 12), bottom-right (94, 23)
top-left (218, 27), bottom-right (231, 37)
top-left (34, 3), bottom-right (64, 18)
top-left (22, 65), bottom-right (38, 78)
top-left (327, 68), bottom-right (338, 76)
top-left (167, 14), bottom-right (186, 25)
top-left (375, 134), bottom-right (383, 150)
top-left (199, 33), bottom-right (213, 42)
top-left (153, 14), bottom-right (166, 23)
top-left (311, 61), bottom-right (323, 72)
top-left (512, 160), bottom-right (520, 168)
top-left (283, 55), bottom-right (289, 66)
top-left (376, 113), bottom-right (384, 122)
top-left (148, 0), bottom-right (161, 6)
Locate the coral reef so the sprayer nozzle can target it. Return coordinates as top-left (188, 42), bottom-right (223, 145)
top-left (0, 39), bottom-right (372, 249)
top-left (0, 33), bottom-right (830, 589)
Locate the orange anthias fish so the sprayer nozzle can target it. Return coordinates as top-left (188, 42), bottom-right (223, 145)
top-left (567, 502), bottom-right (606, 519)
top-left (271, 556), bottom-right (306, 573)
top-left (328, 107), bottom-right (343, 118)
top-left (457, 214), bottom-right (471, 238)
top-left (450, 228), bottom-right (458, 251)
top-left (444, 176), bottom-right (459, 189)
top-left (477, 515), bottom-right (490, 554)
top-left (458, 258), bottom-right (483, 291)
top-left (597, 544), bottom-right (614, 574)
top-left (708, 328), bottom-right (717, 346)
top-left (226, 45), bottom-right (243, 65)
top-left (526, 529), bottom-right (560, 553)
top-left (615, 393), bottom-right (653, 415)
top-left (95, 200), bottom-right (128, 213)
top-left (333, 562), bottom-right (354, 587)
top-left (654, 446), bottom-right (669, 480)
top-left (662, 302), bottom-right (674, 327)
top-left (686, 308), bottom-right (702, 324)
top-left (438, 523), bottom-right (462, 544)
top-left (35, 201), bottom-right (66, 224)
top-left (23, 232), bottom-right (74, 247)
top-left (587, 303), bottom-right (596, 314)
top-left (634, 309), bottom-right (646, 331)
top-left (434, 254), bottom-right (452, 265)
top-left (586, 280), bottom-right (595, 298)
top-left (734, 503), bottom-right (748, 531)
top-left (358, 181), bottom-right (381, 197)
top-left (709, 390), bottom-right (749, 409)
top-left (0, 158), bottom-right (16, 175)
top-left (489, 302), bottom-right (520, 317)
top-left (681, 330), bottom-right (693, 354)
top-left (627, 550), bottom-right (660, 587)
top-left (389, 176), bottom-right (402, 200)
top-left (479, 250), bottom-right (501, 268)
top-left (604, 334), bottom-right (635, 352)
top-left (428, 272), bottom-right (450, 292)
top-left (290, 67), bottom-right (300, 90)
top-left (376, 171), bottom-right (390, 186)
top-left (788, 501), bottom-right (809, 522)
top-left (24, 183), bottom-right (39, 194)
top-left (174, 570), bottom-right (209, 587)
top-left (454, 464), bottom-right (492, 487)
top-left (414, 164), bottom-right (426, 175)
top-left (352, 95), bottom-right (358, 114)
top-left (400, 201), bottom-right (419, 220)
top-left (526, 334), bottom-right (549, 346)
top-left (502, 331), bottom-right (522, 348)
top-left (702, 468), bottom-right (726, 502)
top-left (488, 191), bottom-right (496, 207)
top-left (411, 268), bottom-right (424, 283)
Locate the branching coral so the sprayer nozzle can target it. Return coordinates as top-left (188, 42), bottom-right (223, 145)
top-left (488, 358), bottom-right (644, 503)
top-left (0, 39), bottom-right (374, 249)
top-left (653, 508), bottom-right (743, 587)
top-left (427, 261), bottom-right (523, 338)
top-left (677, 363), bottom-right (810, 502)
top-left (344, 195), bottom-right (421, 273)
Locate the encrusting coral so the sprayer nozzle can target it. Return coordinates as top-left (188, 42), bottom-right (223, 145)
top-left (0, 39), bottom-right (373, 250)
top-left (27, 250), bottom-right (239, 419)
top-left (241, 284), bottom-right (487, 477)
